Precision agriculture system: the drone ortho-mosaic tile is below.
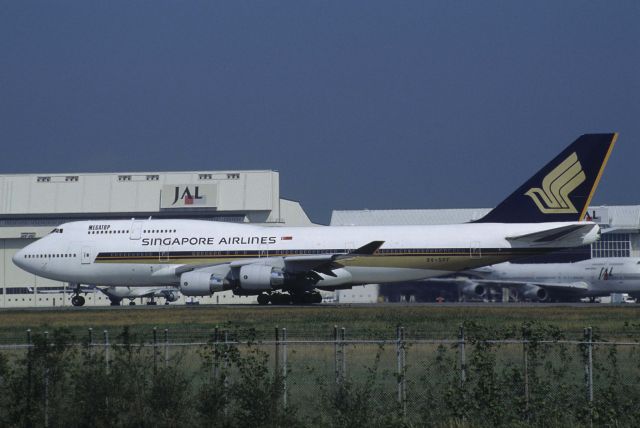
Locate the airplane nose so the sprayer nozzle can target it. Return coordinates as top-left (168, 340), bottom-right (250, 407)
top-left (12, 248), bottom-right (27, 270)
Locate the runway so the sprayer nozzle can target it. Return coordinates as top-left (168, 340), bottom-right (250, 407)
top-left (1, 301), bottom-right (638, 313)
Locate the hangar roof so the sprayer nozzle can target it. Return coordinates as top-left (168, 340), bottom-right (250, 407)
top-left (330, 205), bottom-right (640, 230)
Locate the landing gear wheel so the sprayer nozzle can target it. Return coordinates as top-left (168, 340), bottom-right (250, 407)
top-left (257, 293), bottom-right (270, 305)
top-left (271, 293), bottom-right (292, 305)
top-left (71, 295), bottom-right (85, 307)
top-left (311, 291), bottom-right (322, 304)
top-left (129, 301), bottom-right (136, 306)
top-left (291, 291), bottom-right (322, 305)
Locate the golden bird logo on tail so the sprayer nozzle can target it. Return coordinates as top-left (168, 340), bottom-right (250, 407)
top-left (525, 152), bottom-right (585, 214)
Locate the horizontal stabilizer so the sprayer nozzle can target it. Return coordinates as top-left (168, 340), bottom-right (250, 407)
top-left (506, 224), bottom-right (593, 244)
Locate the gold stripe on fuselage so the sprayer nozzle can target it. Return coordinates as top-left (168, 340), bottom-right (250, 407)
top-left (94, 251), bottom-right (546, 271)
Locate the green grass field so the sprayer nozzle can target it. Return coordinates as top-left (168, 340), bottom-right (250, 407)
top-left (3, 304), bottom-right (640, 426)
top-left (1, 304), bottom-right (640, 342)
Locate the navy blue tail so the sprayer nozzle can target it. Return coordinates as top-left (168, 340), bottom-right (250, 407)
top-left (475, 133), bottom-right (617, 223)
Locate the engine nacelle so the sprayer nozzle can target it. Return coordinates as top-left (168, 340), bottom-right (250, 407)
top-left (164, 291), bottom-right (179, 302)
top-left (180, 271), bottom-right (226, 296)
top-left (522, 284), bottom-right (548, 301)
top-left (460, 282), bottom-right (486, 298)
top-left (238, 264), bottom-right (285, 291)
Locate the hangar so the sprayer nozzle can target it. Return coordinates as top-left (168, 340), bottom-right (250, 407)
top-left (330, 205), bottom-right (640, 303)
top-left (0, 170), bottom-right (313, 307)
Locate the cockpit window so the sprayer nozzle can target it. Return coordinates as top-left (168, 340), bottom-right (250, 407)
top-left (50, 228), bottom-right (64, 234)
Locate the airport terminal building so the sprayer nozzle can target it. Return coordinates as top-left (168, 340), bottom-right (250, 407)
top-left (0, 170), bottom-right (313, 307)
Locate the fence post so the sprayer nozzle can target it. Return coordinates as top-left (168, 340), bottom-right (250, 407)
top-left (587, 327), bottom-right (593, 404)
top-left (282, 327), bottom-right (288, 409)
top-left (584, 326), bottom-right (594, 427)
top-left (26, 329), bottom-right (32, 417)
top-left (396, 326), bottom-right (406, 416)
top-left (153, 327), bottom-right (158, 375)
top-left (164, 328), bottom-right (169, 368)
top-left (212, 327), bottom-right (219, 380)
top-left (104, 330), bottom-right (109, 375)
top-left (275, 327), bottom-right (280, 378)
top-left (402, 327), bottom-right (406, 413)
top-left (223, 329), bottom-right (229, 418)
top-left (223, 330), bottom-right (229, 384)
top-left (522, 327), bottom-right (529, 412)
top-left (88, 328), bottom-right (94, 359)
top-left (459, 326), bottom-right (466, 387)
top-left (341, 327), bottom-right (346, 380)
top-left (334, 325), bottom-right (339, 384)
top-left (43, 331), bottom-right (49, 428)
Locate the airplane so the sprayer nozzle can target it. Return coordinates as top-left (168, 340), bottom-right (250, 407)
top-left (96, 286), bottom-right (181, 306)
top-left (441, 257), bottom-right (640, 302)
top-left (12, 133), bottom-right (617, 306)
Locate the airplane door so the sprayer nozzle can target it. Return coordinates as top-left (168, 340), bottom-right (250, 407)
top-left (130, 221), bottom-right (143, 240)
top-left (470, 241), bottom-right (481, 259)
top-left (159, 247), bottom-right (169, 263)
top-left (81, 247), bottom-right (93, 264)
top-left (257, 242), bottom-right (269, 258)
top-left (345, 241), bottom-right (355, 253)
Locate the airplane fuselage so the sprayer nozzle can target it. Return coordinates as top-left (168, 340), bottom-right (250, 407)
top-left (13, 219), bottom-right (599, 289)
top-left (476, 258), bottom-right (640, 297)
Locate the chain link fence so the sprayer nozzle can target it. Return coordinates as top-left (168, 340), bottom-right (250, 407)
top-left (1, 324), bottom-right (640, 427)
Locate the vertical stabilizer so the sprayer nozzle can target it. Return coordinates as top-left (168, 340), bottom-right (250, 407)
top-left (475, 133), bottom-right (617, 223)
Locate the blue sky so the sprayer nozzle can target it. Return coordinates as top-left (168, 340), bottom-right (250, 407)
top-left (1, 1), bottom-right (638, 224)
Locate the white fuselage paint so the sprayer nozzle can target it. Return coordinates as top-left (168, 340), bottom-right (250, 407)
top-left (475, 258), bottom-right (640, 297)
top-left (13, 219), bottom-right (599, 289)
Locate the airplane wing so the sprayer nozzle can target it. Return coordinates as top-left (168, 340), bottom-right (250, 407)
top-left (462, 279), bottom-right (589, 292)
top-left (424, 277), bottom-right (589, 300)
top-left (174, 240), bottom-right (385, 278)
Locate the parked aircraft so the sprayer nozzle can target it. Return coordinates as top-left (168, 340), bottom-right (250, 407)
top-left (12, 133), bottom-right (617, 306)
top-left (97, 286), bottom-right (180, 306)
top-left (445, 257), bottom-right (640, 302)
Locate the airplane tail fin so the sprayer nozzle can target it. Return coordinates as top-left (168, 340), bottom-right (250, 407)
top-left (475, 133), bottom-right (617, 223)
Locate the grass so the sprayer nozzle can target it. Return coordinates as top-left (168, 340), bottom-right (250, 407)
top-left (3, 306), bottom-right (640, 426)
top-left (1, 304), bottom-right (640, 342)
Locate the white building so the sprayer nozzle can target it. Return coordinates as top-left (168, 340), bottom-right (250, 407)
top-left (1, 170), bottom-right (313, 307)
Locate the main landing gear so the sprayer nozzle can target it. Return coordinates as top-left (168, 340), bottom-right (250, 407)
top-left (257, 291), bottom-right (322, 305)
top-left (70, 283), bottom-right (85, 307)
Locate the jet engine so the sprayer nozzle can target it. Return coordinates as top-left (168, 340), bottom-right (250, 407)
top-left (237, 264), bottom-right (285, 291)
top-left (180, 271), bottom-right (227, 296)
top-left (460, 282), bottom-right (486, 299)
top-left (164, 291), bottom-right (179, 302)
top-left (521, 284), bottom-right (548, 301)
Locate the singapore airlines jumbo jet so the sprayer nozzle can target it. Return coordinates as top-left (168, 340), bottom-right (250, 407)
top-left (13, 134), bottom-right (617, 306)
